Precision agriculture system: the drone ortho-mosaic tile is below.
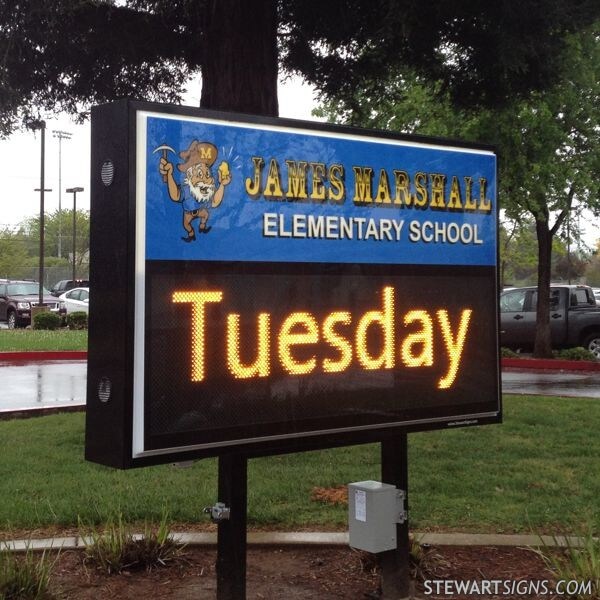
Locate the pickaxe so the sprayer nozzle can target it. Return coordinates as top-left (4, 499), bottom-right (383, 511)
top-left (153, 144), bottom-right (177, 182)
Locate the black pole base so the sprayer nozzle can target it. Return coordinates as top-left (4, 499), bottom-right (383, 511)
top-left (217, 453), bottom-right (248, 600)
top-left (380, 434), bottom-right (411, 599)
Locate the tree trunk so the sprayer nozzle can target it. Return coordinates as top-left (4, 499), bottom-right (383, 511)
top-left (200, 0), bottom-right (279, 117)
top-left (533, 218), bottom-right (553, 358)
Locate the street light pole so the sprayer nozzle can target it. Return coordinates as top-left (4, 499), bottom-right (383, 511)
top-left (33, 183), bottom-right (53, 302)
top-left (28, 120), bottom-right (48, 307)
top-left (53, 130), bottom-right (72, 259)
top-left (66, 187), bottom-right (84, 282)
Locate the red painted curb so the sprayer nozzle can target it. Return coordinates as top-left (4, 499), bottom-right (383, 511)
top-left (0, 351), bottom-right (87, 362)
top-left (502, 357), bottom-right (600, 371)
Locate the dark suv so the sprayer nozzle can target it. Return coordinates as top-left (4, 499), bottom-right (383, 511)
top-left (0, 280), bottom-right (59, 328)
top-left (50, 279), bottom-right (90, 297)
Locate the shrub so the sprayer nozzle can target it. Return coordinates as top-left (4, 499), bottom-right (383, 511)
top-left (410, 537), bottom-right (452, 581)
top-left (500, 347), bottom-right (519, 358)
top-left (66, 311), bottom-right (88, 330)
top-left (0, 548), bottom-right (55, 599)
top-left (536, 527), bottom-right (599, 599)
top-left (556, 347), bottom-right (598, 362)
top-left (32, 311), bottom-right (61, 331)
top-left (80, 512), bottom-right (186, 575)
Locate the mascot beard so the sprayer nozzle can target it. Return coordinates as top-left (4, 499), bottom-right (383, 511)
top-left (186, 179), bottom-right (216, 203)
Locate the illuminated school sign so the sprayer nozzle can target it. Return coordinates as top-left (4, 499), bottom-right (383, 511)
top-left (85, 100), bottom-right (500, 469)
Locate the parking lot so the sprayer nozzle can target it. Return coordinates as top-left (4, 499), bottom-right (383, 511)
top-left (0, 360), bottom-right (86, 413)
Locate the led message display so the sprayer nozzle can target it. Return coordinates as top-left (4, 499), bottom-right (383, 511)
top-left (85, 101), bottom-right (500, 468)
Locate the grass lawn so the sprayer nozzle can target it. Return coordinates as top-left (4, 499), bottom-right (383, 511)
top-left (0, 395), bottom-right (598, 535)
top-left (0, 329), bottom-right (87, 352)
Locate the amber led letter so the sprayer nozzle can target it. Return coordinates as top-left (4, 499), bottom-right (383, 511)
top-left (401, 310), bottom-right (434, 367)
top-left (437, 309), bottom-right (472, 389)
top-left (172, 290), bottom-right (223, 382)
top-left (226, 313), bottom-right (271, 379)
top-left (356, 286), bottom-right (395, 370)
top-left (322, 312), bottom-right (353, 372)
top-left (278, 312), bottom-right (319, 375)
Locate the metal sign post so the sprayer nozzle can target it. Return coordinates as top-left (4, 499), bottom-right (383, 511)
top-left (380, 434), bottom-right (410, 599)
top-left (216, 453), bottom-right (248, 600)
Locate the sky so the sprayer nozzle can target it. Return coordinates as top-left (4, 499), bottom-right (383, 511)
top-left (0, 77), bottom-right (321, 230)
top-left (1, 77), bottom-right (598, 249)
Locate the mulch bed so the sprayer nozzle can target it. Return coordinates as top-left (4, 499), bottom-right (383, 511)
top-left (41, 543), bottom-right (555, 599)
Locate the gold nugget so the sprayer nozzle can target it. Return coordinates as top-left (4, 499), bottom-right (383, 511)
top-left (218, 161), bottom-right (230, 182)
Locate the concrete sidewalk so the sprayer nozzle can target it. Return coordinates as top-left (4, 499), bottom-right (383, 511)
top-left (1, 531), bottom-right (592, 553)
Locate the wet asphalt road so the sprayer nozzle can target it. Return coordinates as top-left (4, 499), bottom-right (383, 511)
top-left (0, 361), bottom-right (598, 414)
top-left (1, 360), bottom-right (87, 413)
top-left (502, 369), bottom-right (600, 398)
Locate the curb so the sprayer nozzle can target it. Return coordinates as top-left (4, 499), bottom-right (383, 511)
top-left (0, 351), bottom-right (87, 362)
top-left (1, 531), bottom-right (592, 553)
top-left (0, 404), bottom-right (85, 420)
top-left (502, 357), bottom-right (600, 371)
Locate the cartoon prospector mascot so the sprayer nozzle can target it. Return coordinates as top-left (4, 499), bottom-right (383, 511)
top-left (158, 140), bottom-right (231, 242)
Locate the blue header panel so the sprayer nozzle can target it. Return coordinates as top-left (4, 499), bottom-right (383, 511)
top-left (140, 112), bottom-right (497, 266)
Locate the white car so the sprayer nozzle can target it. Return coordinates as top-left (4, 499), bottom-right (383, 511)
top-left (58, 287), bottom-right (89, 316)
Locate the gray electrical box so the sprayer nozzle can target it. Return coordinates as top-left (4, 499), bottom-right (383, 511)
top-left (348, 480), bottom-right (405, 553)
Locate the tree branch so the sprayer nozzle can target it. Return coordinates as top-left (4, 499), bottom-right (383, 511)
top-left (550, 185), bottom-right (576, 237)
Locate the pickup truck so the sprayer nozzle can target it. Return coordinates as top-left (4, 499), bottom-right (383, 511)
top-left (500, 285), bottom-right (600, 358)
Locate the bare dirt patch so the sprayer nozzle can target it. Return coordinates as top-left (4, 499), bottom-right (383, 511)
top-left (45, 544), bottom-right (553, 599)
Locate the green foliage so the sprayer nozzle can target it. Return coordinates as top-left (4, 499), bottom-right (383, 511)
top-left (66, 311), bottom-right (87, 331)
top-left (0, 211), bottom-right (90, 282)
top-left (22, 210), bottom-right (90, 265)
top-left (0, 227), bottom-right (31, 281)
top-left (502, 346), bottom-right (598, 361)
top-left (409, 538), bottom-right (451, 582)
top-left (1, 1), bottom-right (599, 134)
top-left (32, 312), bottom-right (61, 331)
top-left (80, 512), bottom-right (186, 575)
top-left (317, 24), bottom-right (600, 357)
top-left (500, 218), bottom-right (589, 286)
top-left (1, 397), bottom-right (600, 533)
top-left (0, 548), bottom-right (55, 600)
top-left (536, 526), bottom-right (600, 599)
top-left (0, 330), bottom-right (87, 352)
top-left (585, 240), bottom-right (600, 287)
top-left (556, 347), bottom-right (598, 362)
top-left (318, 26), bottom-right (600, 225)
